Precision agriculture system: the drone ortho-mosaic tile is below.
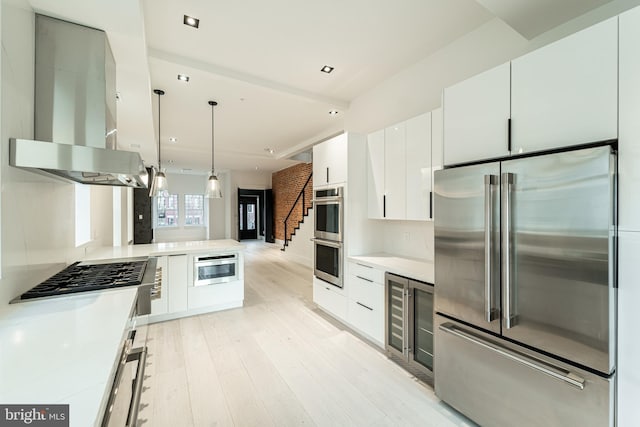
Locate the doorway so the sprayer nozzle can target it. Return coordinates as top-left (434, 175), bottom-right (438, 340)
top-left (237, 188), bottom-right (275, 243)
top-left (239, 196), bottom-right (259, 240)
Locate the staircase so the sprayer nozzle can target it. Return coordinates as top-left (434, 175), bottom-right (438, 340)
top-left (281, 173), bottom-right (313, 251)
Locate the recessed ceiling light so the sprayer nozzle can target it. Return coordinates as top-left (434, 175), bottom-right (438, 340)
top-left (264, 148), bottom-right (274, 154)
top-left (329, 110), bottom-right (339, 116)
top-left (183, 15), bottom-right (199, 28)
top-left (320, 65), bottom-right (334, 74)
top-left (169, 137), bottom-right (178, 143)
top-left (116, 92), bottom-right (121, 102)
top-left (255, 166), bottom-right (259, 170)
top-left (177, 74), bottom-right (190, 82)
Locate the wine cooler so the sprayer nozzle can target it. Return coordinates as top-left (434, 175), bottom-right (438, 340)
top-left (385, 272), bottom-right (434, 376)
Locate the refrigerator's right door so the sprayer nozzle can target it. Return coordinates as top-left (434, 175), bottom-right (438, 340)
top-left (501, 145), bottom-right (615, 375)
top-left (434, 162), bottom-right (501, 334)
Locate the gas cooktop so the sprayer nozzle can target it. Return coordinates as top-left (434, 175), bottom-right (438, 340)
top-left (17, 259), bottom-right (148, 301)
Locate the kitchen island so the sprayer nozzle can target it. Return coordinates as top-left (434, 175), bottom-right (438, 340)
top-left (89, 239), bottom-right (246, 324)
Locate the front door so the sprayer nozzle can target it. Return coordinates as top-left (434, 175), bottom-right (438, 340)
top-left (239, 196), bottom-right (258, 240)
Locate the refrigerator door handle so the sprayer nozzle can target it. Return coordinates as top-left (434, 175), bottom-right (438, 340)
top-left (484, 175), bottom-right (498, 322)
top-left (501, 172), bottom-right (518, 329)
top-left (439, 324), bottom-right (585, 390)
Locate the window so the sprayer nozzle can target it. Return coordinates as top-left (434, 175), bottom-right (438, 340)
top-left (156, 194), bottom-right (179, 227)
top-left (185, 194), bottom-right (205, 226)
top-left (75, 184), bottom-right (91, 246)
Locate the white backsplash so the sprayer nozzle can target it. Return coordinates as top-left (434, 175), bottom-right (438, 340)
top-left (380, 220), bottom-right (434, 261)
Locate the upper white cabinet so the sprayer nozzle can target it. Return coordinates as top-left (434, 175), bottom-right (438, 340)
top-left (619, 7), bottom-right (640, 231)
top-left (367, 130), bottom-right (385, 219)
top-left (511, 17), bottom-right (618, 154)
top-left (384, 123), bottom-right (407, 220)
top-left (367, 111), bottom-right (436, 221)
top-left (313, 133), bottom-right (347, 186)
top-left (443, 62), bottom-right (511, 166)
top-left (405, 113), bottom-right (432, 220)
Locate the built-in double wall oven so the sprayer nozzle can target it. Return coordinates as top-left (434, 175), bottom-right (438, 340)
top-left (313, 187), bottom-right (344, 288)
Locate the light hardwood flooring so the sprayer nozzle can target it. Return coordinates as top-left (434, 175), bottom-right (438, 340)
top-left (137, 241), bottom-right (473, 426)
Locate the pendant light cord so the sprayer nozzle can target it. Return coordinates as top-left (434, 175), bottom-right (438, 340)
top-left (209, 100), bottom-right (218, 175)
top-left (153, 89), bottom-right (165, 171)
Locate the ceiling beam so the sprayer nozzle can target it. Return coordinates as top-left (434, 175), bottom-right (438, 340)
top-left (148, 48), bottom-right (350, 109)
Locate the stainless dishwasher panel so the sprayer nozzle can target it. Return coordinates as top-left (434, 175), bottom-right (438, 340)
top-left (434, 315), bottom-right (614, 427)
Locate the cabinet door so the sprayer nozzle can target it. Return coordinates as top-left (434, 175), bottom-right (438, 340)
top-left (167, 254), bottom-right (188, 313)
top-left (443, 62), bottom-right (511, 165)
top-left (367, 130), bottom-right (385, 219)
top-left (618, 231), bottom-right (640, 427)
top-left (619, 7), bottom-right (640, 231)
top-left (314, 133), bottom-right (347, 186)
top-left (405, 113), bottom-right (432, 220)
top-left (511, 17), bottom-right (617, 155)
top-left (384, 123), bottom-right (406, 219)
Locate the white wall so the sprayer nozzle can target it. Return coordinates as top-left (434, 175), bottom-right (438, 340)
top-left (153, 172), bottom-right (208, 243)
top-left (277, 208), bottom-right (314, 267)
top-left (0, 0), bottom-right (118, 305)
top-left (226, 170), bottom-right (272, 241)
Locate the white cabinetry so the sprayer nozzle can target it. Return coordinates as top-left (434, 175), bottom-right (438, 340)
top-left (384, 124), bottom-right (407, 220)
top-left (406, 113), bottom-right (432, 221)
top-left (618, 231), bottom-right (640, 427)
top-left (367, 111), bottom-right (436, 221)
top-left (313, 133), bottom-right (347, 186)
top-left (619, 7), bottom-right (640, 231)
top-left (167, 254), bottom-right (188, 313)
top-left (443, 62), bottom-right (511, 166)
top-left (511, 17), bottom-right (618, 155)
top-left (313, 277), bottom-right (347, 321)
top-left (367, 130), bottom-right (385, 219)
top-left (346, 261), bottom-right (384, 346)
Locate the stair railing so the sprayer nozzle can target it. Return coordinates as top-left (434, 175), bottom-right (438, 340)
top-left (282, 172), bottom-right (313, 251)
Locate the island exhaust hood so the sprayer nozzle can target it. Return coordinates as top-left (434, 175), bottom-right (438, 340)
top-left (9, 14), bottom-right (148, 187)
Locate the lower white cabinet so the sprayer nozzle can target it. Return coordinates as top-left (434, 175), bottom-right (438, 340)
top-left (313, 277), bottom-right (347, 321)
top-left (346, 261), bottom-right (385, 346)
top-left (187, 281), bottom-right (243, 310)
top-left (167, 254), bottom-right (188, 313)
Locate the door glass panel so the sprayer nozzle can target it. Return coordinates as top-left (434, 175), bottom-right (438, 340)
top-left (239, 205), bottom-right (244, 231)
top-left (413, 287), bottom-right (434, 371)
top-left (387, 280), bottom-right (405, 353)
top-left (316, 204), bottom-right (340, 234)
top-left (198, 263), bottom-right (236, 280)
top-left (247, 204), bottom-right (256, 230)
top-left (316, 244), bottom-right (339, 277)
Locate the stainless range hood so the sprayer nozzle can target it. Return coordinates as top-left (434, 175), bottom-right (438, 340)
top-left (9, 14), bottom-right (148, 187)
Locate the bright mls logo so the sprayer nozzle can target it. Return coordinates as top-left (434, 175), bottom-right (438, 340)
top-left (0, 405), bottom-right (68, 427)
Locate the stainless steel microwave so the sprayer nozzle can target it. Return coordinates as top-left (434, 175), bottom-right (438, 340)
top-left (193, 253), bottom-right (239, 286)
top-left (314, 186), bottom-right (343, 242)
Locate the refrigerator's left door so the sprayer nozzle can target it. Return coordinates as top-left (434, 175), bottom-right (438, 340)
top-left (434, 162), bottom-right (501, 334)
top-left (501, 145), bottom-right (616, 375)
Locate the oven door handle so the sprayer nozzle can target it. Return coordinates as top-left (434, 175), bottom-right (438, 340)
top-left (310, 238), bottom-right (343, 248)
top-left (313, 197), bottom-right (343, 203)
top-left (126, 346), bottom-right (148, 427)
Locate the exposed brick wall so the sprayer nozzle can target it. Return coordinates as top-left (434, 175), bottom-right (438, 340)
top-left (272, 163), bottom-right (313, 242)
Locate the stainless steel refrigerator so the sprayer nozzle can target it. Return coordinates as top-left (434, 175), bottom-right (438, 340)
top-left (434, 145), bottom-right (616, 427)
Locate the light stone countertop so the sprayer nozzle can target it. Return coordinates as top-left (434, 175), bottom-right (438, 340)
top-left (0, 287), bottom-right (138, 427)
top-left (347, 253), bottom-right (434, 284)
top-left (86, 239), bottom-right (244, 260)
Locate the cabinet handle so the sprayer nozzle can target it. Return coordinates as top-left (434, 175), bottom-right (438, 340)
top-left (429, 191), bottom-right (433, 219)
top-left (356, 263), bottom-right (373, 269)
top-left (356, 301), bottom-right (374, 311)
top-left (383, 195), bottom-right (386, 218)
top-left (356, 275), bottom-right (373, 283)
top-left (507, 118), bottom-right (512, 152)
top-left (326, 167), bottom-right (329, 183)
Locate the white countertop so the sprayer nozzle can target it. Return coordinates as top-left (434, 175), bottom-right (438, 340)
top-left (87, 239), bottom-right (244, 260)
top-left (0, 288), bottom-right (138, 427)
top-left (348, 253), bottom-right (434, 283)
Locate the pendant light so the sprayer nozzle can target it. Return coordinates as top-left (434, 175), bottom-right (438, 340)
top-left (204, 100), bottom-right (222, 198)
top-left (149, 89), bottom-right (169, 197)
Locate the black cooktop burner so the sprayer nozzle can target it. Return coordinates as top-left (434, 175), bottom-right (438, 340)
top-left (20, 260), bottom-right (148, 300)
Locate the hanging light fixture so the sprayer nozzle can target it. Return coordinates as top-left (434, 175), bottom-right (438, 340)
top-left (149, 89), bottom-right (169, 197)
top-left (204, 100), bottom-right (222, 198)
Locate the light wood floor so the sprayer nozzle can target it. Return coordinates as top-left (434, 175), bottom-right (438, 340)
top-left (138, 241), bottom-right (473, 427)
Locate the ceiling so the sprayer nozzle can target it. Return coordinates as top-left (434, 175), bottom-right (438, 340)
top-left (25, 0), bottom-right (615, 175)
